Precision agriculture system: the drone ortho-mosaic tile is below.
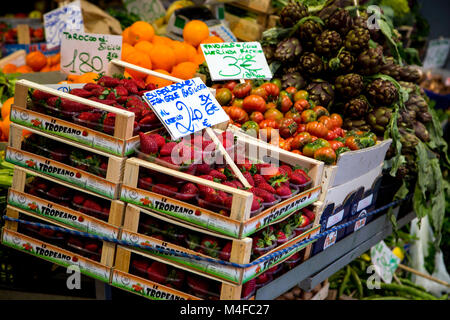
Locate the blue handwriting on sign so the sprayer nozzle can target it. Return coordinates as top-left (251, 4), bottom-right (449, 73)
top-left (199, 93), bottom-right (220, 116)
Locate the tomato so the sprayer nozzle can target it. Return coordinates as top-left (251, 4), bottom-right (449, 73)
top-left (333, 127), bottom-right (346, 137)
top-left (266, 102), bottom-right (276, 109)
top-left (232, 98), bottom-right (244, 108)
top-left (278, 95), bottom-right (293, 113)
top-left (243, 94), bottom-right (267, 113)
top-left (325, 130), bottom-right (338, 140)
top-left (315, 138), bottom-right (331, 148)
top-left (296, 123), bottom-right (306, 133)
top-left (233, 82), bottom-right (252, 98)
top-left (313, 106), bottom-right (329, 118)
top-left (279, 138), bottom-right (292, 151)
top-left (310, 135), bottom-right (318, 142)
top-left (301, 109), bottom-right (317, 123)
top-left (318, 116), bottom-right (334, 130)
top-left (215, 88), bottom-right (232, 106)
top-left (249, 111), bottom-right (264, 123)
top-left (336, 146), bottom-right (351, 157)
top-left (313, 147), bottom-right (337, 164)
top-left (285, 86), bottom-right (297, 95)
top-left (259, 127), bottom-right (279, 142)
top-left (241, 121), bottom-right (259, 135)
top-left (224, 81), bottom-right (237, 91)
top-left (285, 109), bottom-right (302, 124)
top-left (211, 84), bottom-right (222, 90)
top-left (264, 108), bottom-right (284, 122)
top-left (250, 86), bottom-right (268, 100)
top-left (291, 149), bottom-right (303, 155)
top-left (302, 142), bottom-right (321, 158)
top-left (291, 132), bottom-right (312, 150)
top-left (279, 118), bottom-right (298, 138)
top-left (328, 140), bottom-right (345, 150)
top-left (293, 99), bottom-right (310, 112)
top-left (259, 119), bottom-right (279, 129)
top-left (261, 83), bottom-right (280, 101)
top-left (345, 136), bottom-right (361, 150)
top-left (294, 90), bottom-right (309, 101)
top-left (306, 121), bottom-right (329, 138)
top-left (271, 78), bottom-right (282, 90)
top-left (226, 106), bottom-right (248, 124)
top-left (330, 113), bottom-right (343, 129)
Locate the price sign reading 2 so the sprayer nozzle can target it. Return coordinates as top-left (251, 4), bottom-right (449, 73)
top-left (172, 101), bottom-right (200, 134)
top-left (63, 49), bottom-right (103, 73)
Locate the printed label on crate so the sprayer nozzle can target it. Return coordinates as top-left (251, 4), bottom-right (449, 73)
top-left (120, 230), bottom-right (241, 284)
top-left (121, 185), bottom-right (241, 237)
top-left (370, 240), bottom-right (400, 284)
top-left (354, 210), bottom-right (367, 232)
top-left (5, 147), bottom-right (116, 199)
top-left (1, 228), bottom-right (110, 282)
top-left (200, 42), bottom-right (272, 81)
top-left (111, 269), bottom-right (199, 300)
top-left (7, 189), bottom-right (119, 239)
top-left (357, 194), bottom-right (373, 212)
top-left (323, 231), bottom-right (337, 250)
top-left (326, 209), bottom-right (345, 229)
top-left (61, 31), bottom-right (122, 76)
top-left (43, 0), bottom-right (84, 50)
top-left (242, 186), bottom-right (320, 237)
top-left (10, 106), bottom-right (125, 156)
top-left (142, 77), bottom-right (229, 141)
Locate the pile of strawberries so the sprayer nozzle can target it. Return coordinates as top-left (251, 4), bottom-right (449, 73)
top-left (22, 133), bottom-right (109, 178)
top-left (30, 75), bottom-right (161, 136)
top-left (26, 176), bottom-right (111, 222)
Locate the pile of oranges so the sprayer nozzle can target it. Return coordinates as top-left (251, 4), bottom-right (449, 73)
top-left (0, 97), bottom-right (13, 141)
top-left (121, 20), bottom-right (223, 88)
top-left (2, 50), bottom-right (60, 74)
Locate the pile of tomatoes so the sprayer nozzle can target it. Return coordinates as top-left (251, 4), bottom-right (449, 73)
top-left (214, 79), bottom-right (376, 165)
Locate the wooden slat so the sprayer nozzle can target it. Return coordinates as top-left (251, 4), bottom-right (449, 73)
top-left (17, 24), bottom-right (30, 44)
top-left (109, 59), bottom-right (183, 83)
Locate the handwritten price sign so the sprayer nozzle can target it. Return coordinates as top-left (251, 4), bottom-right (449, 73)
top-left (61, 31), bottom-right (122, 75)
top-left (200, 42), bottom-right (272, 81)
top-left (370, 240), bottom-right (400, 284)
top-left (43, 0), bottom-right (84, 50)
top-left (142, 77), bottom-right (230, 140)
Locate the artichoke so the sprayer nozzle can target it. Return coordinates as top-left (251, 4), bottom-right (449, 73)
top-left (397, 154), bottom-right (417, 181)
top-left (300, 52), bottom-right (324, 76)
top-left (380, 57), bottom-right (402, 81)
top-left (367, 107), bottom-right (392, 134)
top-left (344, 27), bottom-right (370, 52)
top-left (263, 45), bottom-right (276, 62)
top-left (413, 121), bottom-right (430, 142)
top-left (281, 72), bottom-right (306, 90)
top-left (327, 8), bottom-right (353, 36)
top-left (343, 118), bottom-right (371, 132)
top-left (343, 96), bottom-right (369, 119)
top-left (366, 79), bottom-right (399, 107)
top-left (399, 129), bottom-right (420, 154)
top-left (279, 0), bottom-right (308, 28)
top-left (306, 80), bottom-right (335, 109)
top-left (274, 37), bottom-right (302, 63)
top-left (328, 49), bottom-right (354, 73)
top-left (398, 108), bottom-right (416, 128)
top-left (405, 93), bottom-right (431, 123)
top-left (315, 30), bottom-right (342, 56)
top-left (399, 66), bottom-right (421, 84)
top-left (356, 47), bottom-right (383, 75)
top-left (298, 19), bottom-right (323, 48)
top-left (353, 11), bottom-right (381, 41)
top-left (335, 73), bottom-right (364, 98)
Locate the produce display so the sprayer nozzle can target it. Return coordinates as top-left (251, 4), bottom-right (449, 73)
top-left (2, 50), bottom-right (60, 74)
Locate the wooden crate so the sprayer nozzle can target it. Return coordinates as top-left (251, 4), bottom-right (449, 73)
top-left (114, 204), bottom-right (319, 288)
top-left (224, 12), bottom-right (264, 42)
top-left (230, 0), bottom-right (275, 14)
top-left (7, 123), bottom-right (125, 199)
top-left (5, 166), bottom-right (125, 242)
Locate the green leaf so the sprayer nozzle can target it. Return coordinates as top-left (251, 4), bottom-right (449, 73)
top-left (388, 180), bottom-right (409, 233)
top-left (378, 19), bottom-right (403, 65)
top-left (426, 107), bottom-right (450, 168)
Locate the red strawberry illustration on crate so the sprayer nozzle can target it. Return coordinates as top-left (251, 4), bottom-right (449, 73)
top-left (27, 202), bottom-right (38, 210)
top-left (25, 159), bottom-right (36, 168)
top-left (22, 243), bottom-right (32, 252)
top-left (31, 119), bottom-right (41, 127)
top-left (72, 256), bottom-right (78, 262)
top-left (78, 216), bottom-right (84, 223)
top-left (75, 172), bottom-right (82, 179)
top-left (140, 198), bottom-right (151, 206)
top-left (132, 283), bottom-right (144, 293)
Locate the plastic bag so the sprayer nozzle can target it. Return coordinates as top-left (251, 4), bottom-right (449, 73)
top-left (409, 216), bottom-right (450, 297)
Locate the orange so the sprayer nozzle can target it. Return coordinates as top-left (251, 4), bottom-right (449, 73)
top-left (182, 42), bottom-right (198, 63)
top-left (26, 51), bottom-right (47, 71)
top-left (0, 115), bottom-right (10, 140)
top-left (1, 97), bottom-right (14, 119)
top-left (200, 35), bottom-right (223, 45)
top-left (191, 53), bottom-right (205, 65)
top-left (152, 35), bottom-right (174, 47)
top-left (122, 27), bottom-right (132, 44)
top-left (50, 63), bottom-right (60, 71)
top-left (171, 62), bottom-right (198, 80)
top-left (128, 21), bottom-right (155, 44)
top-left (40, 65), bottom-right (52, 72)
top-left (123, 71), bottom-right (133, 79)
top-left (134, 40), bottom-right (154, 56)
top-left (183, 20), bottom-right (209, 47)
top-left (149, 44), bottom-right (176, 73)
top-left (48, 52), bottom-right (60, 66)
top-left (2, 63), bottom-right (17, 73)
top-left (124, 50), bottom-right (152, 79)
top-left (77, 72), bottom-right (99, 83)
top-left (122, 43), bottom-right (136, 60)
top-left (16, 65), bottom-right (33, 73)
top-left (145, 69), bottom-right (173, 88)
top-left (171, 41), bottom-right (188, 65)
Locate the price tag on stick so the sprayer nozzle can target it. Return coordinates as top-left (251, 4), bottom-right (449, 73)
top-left (43, 0), bottom-right (84, 50)
top-left (370, 240), bottom-right (401, 284)
top-left (200, 42), bottom-right (272, 81)
top-left (61, 31), bottom-right (122, 75)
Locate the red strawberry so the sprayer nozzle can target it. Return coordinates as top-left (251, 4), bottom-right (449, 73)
top-left (105, 91), bottom-right (116, 101)
top-left (276, 185), bottom-right (292, 197)
top-left (83, 83), bottom-right (103, 92)
top-left (187, 275), bottom-right (209, 295)
top-left (258, 182), bottom-right (276, 194)
top-left (84, 243), bottom-right (99, 253)
top-left (89, 97), bottom-right (116, 105)
top-left (158, 156), bottom-right (176, 165)
top-left (133, 78), bottom-right (146, 90)
top-left (68, 237), bottom-right (83, 248)
top-left (102, 113), bottom-right (116, 134)
top-left (131, 260), bottom-right (149, 276)
top-left (114, 85), bottom-right (128, 96)
top-left (146, 261), bottom-right (168, 283)
top-left (72, 194), bottom-right (85, 205)
top-left (60, 98), bottom-right (92, 112)
top-left (138, 177), bottom-right (153, 190)
top-left (145, 83), bottom-right (157, 91)
top-left (203, 192), bottom-right (223, 205)
top-left (251, 198), bottom-right (261, 211)
top-left (167, 269), bottom-right (185, 289)
top-left (241, 279), bottom-right (256, 298)
top-left (280, 165), bottom-right (293, 177)
top-left (252, 174), bottom-right (265, 186)
top-left (200, 237), bottom-right (220, 258)
top-left (195, 163), bottom-right (212, 175)
top-left (209, 169), bottom-right (227, 182)
top-left (121, 79), bottom-right (138, 94)
top-left (147, 134), bottom-right (165, 148)
top-left (152, 184), bottom-right (178, 197)
top-left (290, 172), bottom-right (309, 185)
top-left (222, 181), bottom-right (237, 188)
top-left (197, 175), bottom-right (213, 181)
top-left (301, 208), bottom-right (315, 222)
top-left (69, 88), bottom-right (93, 98)
top-left (127, 106), bottom-right (143, 120)
top-left (47, 96), bottom-right (61, 107)
top-left (276, 231), bottom-right (287, 242)
top-left (233, 180), bottom-right (244, 189)
top-left (116, 95), bottom-right (129, 104)
top-left (255, 272), bottom-right (271, 285)
top-left (159, 141), bottom-right (177, 156)
top-left (175, 183), bottom-right (198, 201)
top-left (97, 76), bottom-right (120, 88)
top-left (219, 242), bottom-right (232, 261)
top-left (298, 214), bottom-right (310, 228)
top-left (242, 172), bottom-right (255, 186)
top-left (251, 187), bottom-right (276, 203)
top-left (32, 89), bottom-right (53, 101)
top-left (139, 114), bottom-right (158, 125)
top-left (83, 199), bottom-right (103, 215)
top-left (139, 132), bottom-right (158, 154)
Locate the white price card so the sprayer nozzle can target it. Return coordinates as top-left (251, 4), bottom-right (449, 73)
top-left (142, 77), bottom-right (230, 140)
top-left (370, 240), bottom-right (401, 284)
top-left (43, 0), bottom-right (84, 50)
top-left (123, 0), bottom-right (165, 23)
top-left (61, 31), bottom-right (122, 76)
top-left (200, 42), bottom-right (272, 81)
top-left (423, 38), bottom-right (450, 69)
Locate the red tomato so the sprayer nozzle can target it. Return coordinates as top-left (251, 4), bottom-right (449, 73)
top-left (318, 115), bottom-right (334, 130)
top-left (279, 118), bottom-right (298, 138)
top-left (224, 81), bottom-right (237, 91)
top-left (301, 110), bottom-right (317, 123)
top-left (306, 121), bottom-right (329, 138)
top-left (291, 132), bottom-right (312, 150)
top-left (226, 106), bottom-right (248, 124)
top-left (250, 86), bottom-right (268, 100)
top-left (285, 86), bottom-right (297, 95)
top-left (293, 99), bottom-right (310, 112)
top-left (329, 140), bottom-right (345, 150)
top-left (250, 111), bottom-right (264, 124)
top-left (264, 108), bottom-right (284, 122)
top-left (243, 94), bottom-right (267, 113)
top-left (261, 82), bottom-right (280, 100)
top-left (313, 106), bottom-right (329, 118)
top-left (285, 109), bottom-right (302, 124)
top-left (278, 95), bottom-right (293, 113)
top-left (259, 119), bottom-right (279, 129)
top-left (330, 113), bottom-right (343, 129)
top-left (233, 82), bottom-right (252, 98)
top-left (297, 123), bottom-right (306, 133)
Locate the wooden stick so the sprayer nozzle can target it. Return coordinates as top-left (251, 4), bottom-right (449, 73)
top-left (398, 264), bottom-right (450, 288)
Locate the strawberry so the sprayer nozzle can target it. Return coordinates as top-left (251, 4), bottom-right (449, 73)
top-left (97, 76), bottom-right (120, 88)
top-left (102, 113), bottom-right (116, 134)
top-left (219, 242), bottom-right (232, 261)
top-left (241, 279), bottom-right (256, 298)
top-left (145, 83), bottom-right (157, 91)
top-left (251, 198), bottom-right (261, 211)
top-left (69, 88), bottom-right (93, 98)
top-left (257, 182), bottom-right (276, 194)
top-left (127, 106), bottom-right (143, 120)
top-left (133, 78), bottom-right (146, 90)
top-left (276, 185), bottom-right (292, 197)
top-left (121, 79), bottom-right (138, 94)
top-left (147, 134), bottom-right (165, 148)
top-left (138, 177), bottom-right (153, 190)
top-left (175, 183), bottom-right (198, 201)
top-left (301, 207), bottom-right (315, 222)
top-left (223, 196), bottom-right (233, 209)
top-left (48, 186), bottom-right (68, 198)
top-left (68, 237), bottom-right (83, 248)
top-left (255, 272), bottom-right (271, 285)
top-left (146, 261), bottom-right (168, 283)
top-left (152, 184), bottom-right (178, 197)
top-left (222, 181), bottom-right (237, 188)
top-left (131, 260), bottom-right (149, 276)
top-left (47, 96), bottom-right (61, 107)
top-left (32, 89), bottom-right (53, 101)
top-left (89, 97), bottom-right (116, 105)
top-left (290, 172), bottom-right (309, 185)
top-left (83, 199), bottom-right (103, 214)
top-left (233, 180), bottom-right (244, 189)
top-left (200, 237), bottom-right (220, 258)
top-left (255, 228), bottom-right (276, 249)
top-left (83, 83), bottom-right (103, 92)
top-left (255, 163), bottom-right (271, 173)
top-left (126, 97), bottom-right (146, 109)
top-left (72, 194), bottom-right (85, 205)
top-left (195, 163), bottom-right (212, 175)
top-left (242, 172), bottom-right (255, 186)
top-left (276, 231), bottom-right (287, 242)
top-left (186, 234), bottom-right (201, 250)
top-left (297, 214), bottom-right (310, 228)
top-left (203, 192), bottom-right (223, 205)
top-left (159, 141), bottom-right (177, 156)
top-left (166, 269), bottom-right (185, 289)
top-left (187, 275), bottom-right (209, 295)
top-left (139, 132), bottom-right (158, 154)
top-left (105, 91), bottom-right (116, 101)
top-left (84, 243), bottom-right (99, 253)
top-left (158, 156), bottom-right (176, 165)
top-left (209, 169), bottom-right (227, 182)
top-left (114, 85), bottom-right (128, 96)
top-left (279, 165), bottom-right (292, 177)
top-left (139, 114), bottom-right (158, 126)
top-left (251, 187), bottom-right (276, 203)
top-left (60, 98), bottom-right (92, 112)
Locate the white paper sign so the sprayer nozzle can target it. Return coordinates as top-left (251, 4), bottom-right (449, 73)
top-left (123, 0), bottom-right (165, 22)
top-left (423, 38), bottom-right (450, 69)
top-left (45, 83), bottom-right (86, 92)
top-left (43, 0), bottom-right (84, 50)
top-left (370, 240), bottom-right (401, 284)
top-left (142, 77), bottom-right (230, 140)
top-left (200, 42), bottom-right (272, 81)
top-left (61, 31), bottom-right (122, 75)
